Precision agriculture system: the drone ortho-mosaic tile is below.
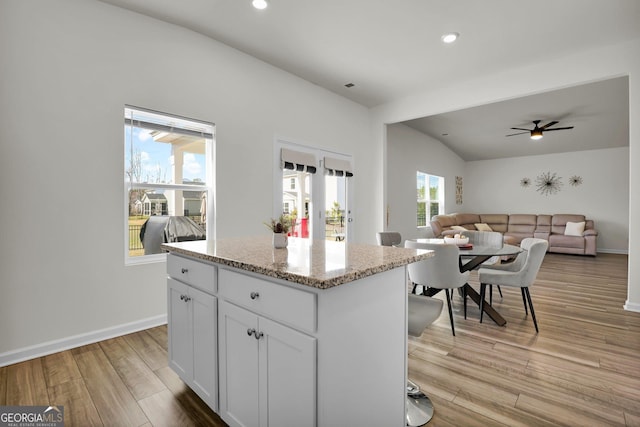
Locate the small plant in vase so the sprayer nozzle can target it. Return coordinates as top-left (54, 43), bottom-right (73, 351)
top-left (264, 214), bottom-right (291, 248)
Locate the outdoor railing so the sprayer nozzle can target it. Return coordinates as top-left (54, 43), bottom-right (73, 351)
top-left (128, 216), bottom-right (206, 251)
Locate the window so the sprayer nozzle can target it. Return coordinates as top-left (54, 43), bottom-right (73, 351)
top-left (125, 106), bottom-right (214, 264)
top-left (417, 172), bottom-right (444, 227)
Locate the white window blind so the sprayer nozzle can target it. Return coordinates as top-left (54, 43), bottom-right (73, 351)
top-left (324, 156), bottom-right (353, 177)
top-left (281, 148), bottom-right (317, 173)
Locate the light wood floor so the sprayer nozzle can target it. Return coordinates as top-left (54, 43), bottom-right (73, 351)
top-left (0, 253), bottom-right (638, 426)
top-left (412, 252), bottom-right (640, 426)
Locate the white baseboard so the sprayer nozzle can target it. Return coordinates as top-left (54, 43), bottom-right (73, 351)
top-left (597, 248), bottom-right (628, 254)
top-left (624, 301), bottom-right (640, 312)
top-left (0, 314), bottom-right (167, 368)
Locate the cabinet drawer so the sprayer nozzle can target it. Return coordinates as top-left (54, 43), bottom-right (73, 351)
top-left (167, 253), bottom-right (217, 295)
top-left (218, 269), bottom-right (316, 333)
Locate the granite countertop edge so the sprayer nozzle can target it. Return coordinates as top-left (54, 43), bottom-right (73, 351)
top-left (161, 242), bottom-right (432, 290)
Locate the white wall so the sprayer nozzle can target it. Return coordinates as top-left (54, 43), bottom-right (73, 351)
top-left (465, 148), bottom-right (629, 252)
top-left (386, 123), bottom-right (465, 241)
top-left (372, 38), bottom-right (640, 310)
top-left (0, 0), bottom-right (372, 360)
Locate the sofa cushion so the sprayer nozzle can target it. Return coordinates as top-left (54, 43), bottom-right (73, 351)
top-left (474, 223), bottom-right (493, 232)
top-left (479, 214), bottom-right (508, 233)
top-left (454, 213), bottom-right (481, 228)
top-left (536, 214), bottom-right (552, 230)
top-left (565, 221), bottom-right (586, 236)
top-left (549, 234), bottom-right (585, 249)
top-left (507, 214), bottom-right (537, 234)
top-left (432, 214), bottom-right (456, 227)
top-left (552, 214), bottom-right (586, 235)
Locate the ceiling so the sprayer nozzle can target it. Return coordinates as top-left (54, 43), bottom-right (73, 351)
top-left (403, 76), bottom-right (629, 161)
top-left (99, 0), bottom-right (638, 159)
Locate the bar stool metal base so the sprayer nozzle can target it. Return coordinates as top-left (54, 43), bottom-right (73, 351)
top-left (406, 390), bottom-right (434, 426)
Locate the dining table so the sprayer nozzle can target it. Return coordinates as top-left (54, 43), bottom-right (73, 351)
top-left (409, 238), bottom-right (523, 326)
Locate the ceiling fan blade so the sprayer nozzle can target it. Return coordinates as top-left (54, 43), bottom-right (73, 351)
top-left (540, 121), bottom-right (559, 129)
top-left (505, 131), bottom-right (529, 137)
top-left (510, 127), bottom-right (532, 131)
top-left (543, 126), bottom-right (574, 131)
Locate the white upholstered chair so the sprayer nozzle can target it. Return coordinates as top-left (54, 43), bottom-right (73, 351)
top-left (405, 241), bottom-right (469, 336)
top-left (478, 238), bottom-right (548, 333)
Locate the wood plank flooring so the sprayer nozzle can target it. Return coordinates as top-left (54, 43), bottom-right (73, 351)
top-left (411, 252), bottom-right (640, 426)
top-left (0, 253), bottom-right (638, 426)
top-left (0, 331), bottom-right (225, 426)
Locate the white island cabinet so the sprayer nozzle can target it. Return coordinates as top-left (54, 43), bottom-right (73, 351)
top-left (163, 237), bottom-right (432, 427)
top-left (167, 253), bottom-right (218, 411)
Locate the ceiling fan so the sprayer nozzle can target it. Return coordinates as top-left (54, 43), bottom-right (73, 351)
top-left (506, 120), bottom-right (574, 140)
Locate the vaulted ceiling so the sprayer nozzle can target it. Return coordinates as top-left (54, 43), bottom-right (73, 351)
top-left (99, 0), bottom-right (639, 159)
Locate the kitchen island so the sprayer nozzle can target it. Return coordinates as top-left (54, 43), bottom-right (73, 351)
top-left (162, 236), bottom-right (432, 427)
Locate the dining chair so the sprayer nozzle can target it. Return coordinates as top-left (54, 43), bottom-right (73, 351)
top-left (478, 238), bottom-right (549, 332)
top-left (376, 231), bottom-right (402, 247)
top-left (405, 241), bottom-right (470, 336)
top-left (461, 230), bottom-right (504, 303)
top-left (406, 294), bottom-right (444, 426)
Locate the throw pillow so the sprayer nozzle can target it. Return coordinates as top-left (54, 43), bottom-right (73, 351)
top-left (450, 225), bottom-right (467, 231)
top-left (564, 221), bottom-right (586, 236)
top-left (474, 223), bottom-right (493, 232)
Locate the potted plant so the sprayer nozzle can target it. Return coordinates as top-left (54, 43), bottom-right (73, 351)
top-left (264, 214), bottom-right (291, 248)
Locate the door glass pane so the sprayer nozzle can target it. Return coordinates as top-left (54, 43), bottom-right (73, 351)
top-left (283, 171), bottom-right (311, 239)
top-left (325, 175), bottom-right (347, 241)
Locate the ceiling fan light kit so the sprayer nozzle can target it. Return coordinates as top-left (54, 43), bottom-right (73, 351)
top-left (506, 119), bottom-right (574, 140)
top-left (530, 129), bottom-right (543, 140)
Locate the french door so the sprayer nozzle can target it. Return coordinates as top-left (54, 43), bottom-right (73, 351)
top-left (275, 140), bottom-right (354, 241)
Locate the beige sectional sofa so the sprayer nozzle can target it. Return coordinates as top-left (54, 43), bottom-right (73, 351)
top-left (430, 213), bottom-right (598, 256)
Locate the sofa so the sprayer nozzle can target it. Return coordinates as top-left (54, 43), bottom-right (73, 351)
top-left (430, 213), bottom-right (598, 256)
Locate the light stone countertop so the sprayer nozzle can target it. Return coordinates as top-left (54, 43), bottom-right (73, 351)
top-left (161, 236), bottom-right (433, 289)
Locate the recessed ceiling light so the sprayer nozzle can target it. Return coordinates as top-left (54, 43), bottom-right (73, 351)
top-left (252, 0), bottom-right (268, 10)
top-left (441, 32), bottom-right (459, 44)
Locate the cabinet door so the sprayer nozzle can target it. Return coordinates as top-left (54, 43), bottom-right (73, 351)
top-left (259, 317), bottom-right (316, 427)
top-left (168, 278), bottom-right (192, 382)
top-left (219, 301), bottom-right (260, 427)
top-left (190, 285), bottom-right (217, 411)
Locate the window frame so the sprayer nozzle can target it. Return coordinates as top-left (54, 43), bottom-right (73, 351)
top-left (417, 171), bottom-right (444, 228)
top-left (124, 105), bottom-right (215, 265)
